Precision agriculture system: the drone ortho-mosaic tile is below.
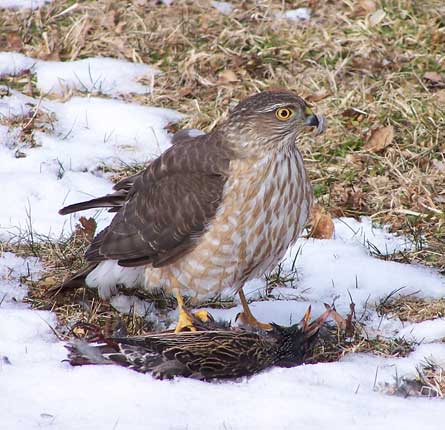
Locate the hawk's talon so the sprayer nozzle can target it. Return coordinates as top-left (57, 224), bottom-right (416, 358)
top-left (193, 309), bottom-right (211, 323)
top-left (175, 307), bottom-right (197, 333)
top-left (174, 292), bottom-right (211, 333)
top-left (237, 289), bottom-right (272, 331)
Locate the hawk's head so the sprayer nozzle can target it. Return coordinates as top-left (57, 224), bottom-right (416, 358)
top-left (225, 90), bottom-right (325, 153)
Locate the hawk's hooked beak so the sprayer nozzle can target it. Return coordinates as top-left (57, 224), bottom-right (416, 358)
top-left (304, 107), bottom-right (326, 135)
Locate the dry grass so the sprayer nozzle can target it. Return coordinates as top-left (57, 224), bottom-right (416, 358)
top-left (377, 293), bottom-right (445, 322)
top-left (310, 322), bottom-right (415, 363)
top-left (385, 359), bottom-right (445, 398)
top-left (1, 1), bottom-right (444, 358)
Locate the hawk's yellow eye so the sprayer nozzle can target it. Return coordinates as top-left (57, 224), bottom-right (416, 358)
top-left (275, 107), bottom-right (294, 121)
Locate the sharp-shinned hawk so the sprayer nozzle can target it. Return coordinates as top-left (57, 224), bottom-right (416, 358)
top-left (57, 90), bottom-right (325, 330)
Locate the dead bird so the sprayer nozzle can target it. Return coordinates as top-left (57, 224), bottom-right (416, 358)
top-left (67, 307), bottom-right (331, 380)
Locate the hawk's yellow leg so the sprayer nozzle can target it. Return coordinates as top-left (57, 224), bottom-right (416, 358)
top-left (174, 291), bottom-right (211, 333)
top-left (237, 289), bottom-right (272, 330)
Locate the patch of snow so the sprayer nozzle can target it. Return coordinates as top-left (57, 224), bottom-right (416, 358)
top-left (211, 1), bottom-right (233, 15)
top-left (0, 90), bottom-right (34, 119)
top-left (35, 57), bottom-right (159, 96)
top-left (110, 294), bottom-right (156, 318)
top-left (334, 216), bottom-right (413, 254)
top-left (275, 7), bottom-right (311, 21)
top-left (0, 125), bottom-right (22, 149)
top-left (0, 0), bottom-right (52, 10)
top-left (0, 91), bottom-right (182, 240)
top-left (0, 252), bottom-right (41, 306)
top-left (283, 232), bottom-right (444, 316)
top-left (0, 52), bottom-right (36, 77)
top-left (398, 318), bottom-right (445, 343)
top-left (0, 53), bottom-right (159, 97)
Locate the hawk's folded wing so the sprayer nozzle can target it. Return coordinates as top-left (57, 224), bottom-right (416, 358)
top-left (60, 131), bottom-right (234, 268)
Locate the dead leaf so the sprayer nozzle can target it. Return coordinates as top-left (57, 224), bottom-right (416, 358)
top-left (179, 86), bottom-right (193, 97)
top-left (42, 51), bottom-right (61, 61)
top-left (72, 217), bottom-right (97, 242)
top-left (424, 72), bottom-right (445, 89)
top-left (217, 70), bottom-right (238, 84)
top-left (7, 32), bottom-right (22, 50)
top-left (369, 9), bottom-right (386, 26)
top-left (352, 0), bottom-right (377, 17)
top-left (309, 204), bottom-right (335, 239)
top-left (306, 90), bottom-right (331, 103)
top-left (363, 125), bottom-right (394, 152)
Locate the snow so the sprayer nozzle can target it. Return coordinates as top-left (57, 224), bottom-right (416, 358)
top-left (0, 0), bottom-right (52, 9)
top-left (275, 7), bottom-right (312, 21)
top-left (0, 63), bottom-right (182, 240)
top-left (0, 52), bottom-right (158, 96)
top-left (35, 57), bottom-right (159, 96)
top-left (0, 52), bottom-right (36, 77)
top-left (399, 319), bottom-right (445, 343)
top-left (1, 49), bottom-right (445, 430)
top-left (211, 1), bottom-right (233, 15)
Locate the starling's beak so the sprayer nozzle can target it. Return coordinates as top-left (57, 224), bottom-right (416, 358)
top-left (301, 305), bottom-right (332, 339)
top-left (302, 305), bottom-right (312, 330)
top-left (304, 107), bottom-right (326, 135)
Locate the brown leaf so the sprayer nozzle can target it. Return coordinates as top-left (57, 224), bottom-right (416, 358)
top-left (179, 86), bottom-right (193, 97)
top-left (7, 32), bottom-right (22, 50)
top-left (42, 51), bottom-right (61, 61)
top-left (352, 0), bottom-right (377, 17)
top-left (363, 125), bottom-right (394, 152)
top-left (217, 70), bottom-right (238, 84)
top-left (72, 217), bottom-right (97, 242)
top-left (424, 71), bottom-right (444, 83)
top-left (424, 72), bottom-right (445, 89)
top-left (309, 204), bottom-right (335, 239)
top-left (306, 90), bottom-right (331, 103)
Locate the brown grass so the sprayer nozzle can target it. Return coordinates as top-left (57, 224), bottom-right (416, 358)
top-left (377, 294), bottom-right (445, 323)
top-left (385, 359), bottom-right (445, 398)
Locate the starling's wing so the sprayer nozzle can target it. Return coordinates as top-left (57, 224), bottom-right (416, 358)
top-left (67, 339), bottom-right (166, 374)
top-left (166, 331), bottom-right (275, 379)
top-left (116, 331), bottom-right (275, 379)
top-left (62, 131), bottom-right (234, 268)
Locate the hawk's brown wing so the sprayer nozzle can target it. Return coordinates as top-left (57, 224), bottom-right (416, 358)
top-left (66, 131), bottom-right (234, 268)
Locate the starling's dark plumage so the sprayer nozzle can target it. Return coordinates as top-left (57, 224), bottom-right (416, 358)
top-left (67, 308), bottom-right (330, 380)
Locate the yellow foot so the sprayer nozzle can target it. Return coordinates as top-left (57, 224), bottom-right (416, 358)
top-left (194, 309), bottom-right (211, 323)
top-left (174, 291), bottom-right (211, 333)
top-left (237, 289), bottom-right (272, 330)
top-left (236, 311), bottom-right (272, 330)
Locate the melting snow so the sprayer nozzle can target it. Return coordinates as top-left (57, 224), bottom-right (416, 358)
top-left (275, 7), bottom-right (312, 21)
top-left (0, 52), bottom-right (158, 96)
top-left (0, 59), bottom-right (182, 240)
top-left (211, 1), bottom-right (233, 15)
top-left (0, 0), bottom-right (52, 10)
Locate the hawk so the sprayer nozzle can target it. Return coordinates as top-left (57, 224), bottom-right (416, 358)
top-left (57, 90), bottom-right (325, 331)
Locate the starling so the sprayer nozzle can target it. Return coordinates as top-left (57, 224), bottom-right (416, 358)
top-left (67, 307), bottom-right (331, 380)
